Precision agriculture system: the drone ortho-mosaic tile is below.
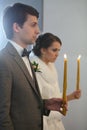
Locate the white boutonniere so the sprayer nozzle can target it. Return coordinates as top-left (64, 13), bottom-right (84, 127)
top-left (32, 61), bottom-right (41, 72)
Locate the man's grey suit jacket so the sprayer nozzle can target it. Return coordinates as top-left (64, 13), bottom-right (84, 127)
top-left (0, 42), bottom-right (46, 130)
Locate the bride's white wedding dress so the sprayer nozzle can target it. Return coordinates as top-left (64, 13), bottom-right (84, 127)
top-left (30, 54), bottom-right (65, 130)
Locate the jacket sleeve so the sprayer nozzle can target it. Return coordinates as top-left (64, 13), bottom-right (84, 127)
top-left (42, 100), bottom-right (50, 116)
top-left (0, 58), bottom-right (14, 130)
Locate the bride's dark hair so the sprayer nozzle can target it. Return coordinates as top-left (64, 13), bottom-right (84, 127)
top-left (33, 32), bottom-right (62, 57)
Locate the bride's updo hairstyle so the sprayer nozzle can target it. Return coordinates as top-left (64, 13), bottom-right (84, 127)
top-left (33, 32), bottom-right (62, 57)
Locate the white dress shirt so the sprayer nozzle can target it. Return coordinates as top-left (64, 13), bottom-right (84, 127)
top-left (8, 40), bottom-right (33, 78)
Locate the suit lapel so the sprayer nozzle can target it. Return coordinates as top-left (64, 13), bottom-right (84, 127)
top-left (6, 43), bottom-right (40, 96)
top-left (29, 61), bottom-right (41, 97)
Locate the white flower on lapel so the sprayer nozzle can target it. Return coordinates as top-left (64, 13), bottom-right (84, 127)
top-left (32, 61), bottom-right (41, 72)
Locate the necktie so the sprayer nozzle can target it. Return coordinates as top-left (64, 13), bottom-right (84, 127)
top-left (22, 48), bottom-right (31, 57)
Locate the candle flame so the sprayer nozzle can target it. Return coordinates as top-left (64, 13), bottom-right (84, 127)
top-left (77, 55), bottom-right (81, 60)
top-left (64, 54), bottom-right (67, 59)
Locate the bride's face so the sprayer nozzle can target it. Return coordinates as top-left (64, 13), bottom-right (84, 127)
top-left (41, 41), bottom-right (61, 64)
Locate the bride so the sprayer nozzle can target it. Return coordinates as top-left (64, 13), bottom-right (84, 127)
top-left (30, 32), bottom-right (81, 130)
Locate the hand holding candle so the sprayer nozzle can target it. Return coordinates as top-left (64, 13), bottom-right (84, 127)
top-left (76, 55), bottom-right (81, 90)
top-left (62, 54), bottom-right (67, 116)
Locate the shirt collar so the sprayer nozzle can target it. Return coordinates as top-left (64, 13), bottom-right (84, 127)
top-left (8, 40), bottom-right (23, 56)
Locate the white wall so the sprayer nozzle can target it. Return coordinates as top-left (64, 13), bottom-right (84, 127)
top-left (43, 0), bottom-right (87, 130)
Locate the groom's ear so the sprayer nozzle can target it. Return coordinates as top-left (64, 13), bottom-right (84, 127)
top-left (13, 22), bottom-right (21, 33)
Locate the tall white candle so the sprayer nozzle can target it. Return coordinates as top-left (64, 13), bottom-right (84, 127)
top-left (76, 55), bottom-right (81, 90)
top-left (62, 54), bottom-right (67, 115)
